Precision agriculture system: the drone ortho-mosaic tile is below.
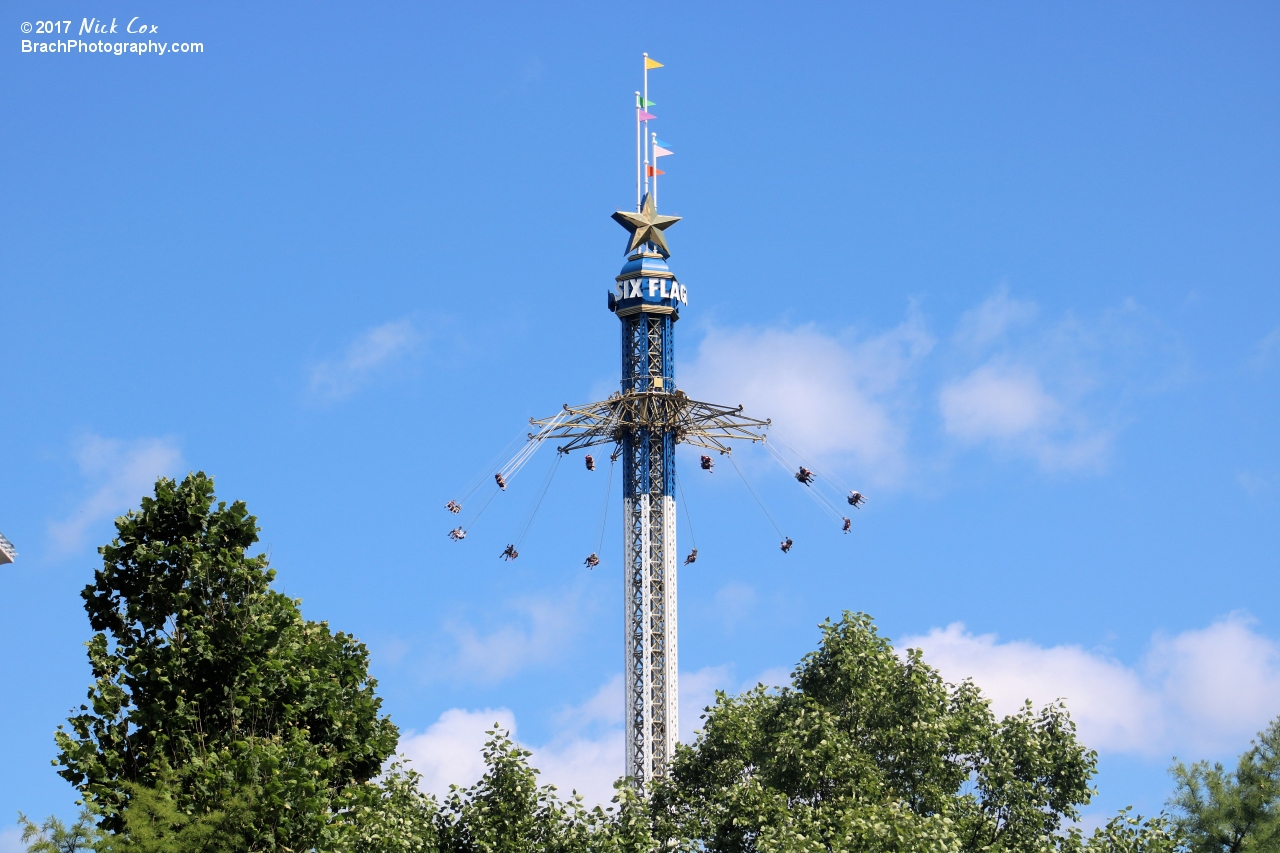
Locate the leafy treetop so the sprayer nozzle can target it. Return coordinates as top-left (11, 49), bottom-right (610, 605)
top-left (54, 472), bottom-right (398, 848)
top-left (650, 612), bottom-right (1101, 853)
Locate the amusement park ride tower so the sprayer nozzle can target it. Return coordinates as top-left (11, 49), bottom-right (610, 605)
top-left (523, 55), bottom-right (773, 784)
top-left (450, 55), bottom-right (825, 786)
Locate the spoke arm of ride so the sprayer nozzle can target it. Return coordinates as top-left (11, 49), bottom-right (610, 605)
top-left (528, 391), bottom-right (771, 454)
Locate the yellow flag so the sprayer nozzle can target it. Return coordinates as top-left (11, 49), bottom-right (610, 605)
top-left (645, 56), bottom-right (664, 70)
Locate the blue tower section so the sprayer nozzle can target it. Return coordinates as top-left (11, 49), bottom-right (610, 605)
top-left (493, 62), bottom-right (774, 788)
top-left (526, 188), bottom-right (768, 783)
top-left (611, 229), bottom-right (687, 783)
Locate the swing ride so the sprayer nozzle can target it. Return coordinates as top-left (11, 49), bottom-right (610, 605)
top-left (442, 55), bottom-right (868, 786)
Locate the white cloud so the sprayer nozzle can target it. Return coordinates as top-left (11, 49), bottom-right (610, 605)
top-left (402, 618), bottom-right (1275, 804)
top-left (902, 613), bottom-right (1280, 757)
top-left (554, 673), bottom-right (623, 730)
top-left (534, 729), bottom-right (625, 804)
top-left (414, 615), bottom-right (1275, 800)
top-left (939, 361), bottom-right (1111, 472)
top-left (682, 314), bottom-right (933, 486)
top-left (680, 291), bottom-right (1175, 483)
top-left (399, 695), bottom-right (620, 804)
top-left (48, 435), bottom-right (183, 553)
top-left (399, 707), bottom-right (518, 797)
top-left (536, 664), bottom-right (736, 801)
top-left (403, 665), bottom-right (751, 807)
top-left (937, 289), bottom-right (1186, 473)
top-left (446, 594), bottom-right (584, 683)
top-left (902, 623), bottom-right (1160, 752)
top-left (1147, 616), bottom-right (1280, 750)
top-left (954, 287), bottom-right (1038, 349)
top-left (310, 319), bottom-right (419, 401)
top-left (400, 704), bottom-right (622, 803)
top-left (534, 675), bottom-right (626, 802)
top-left (940, 364), bottom-right (1061, 440)
top-left (542, 663), bottom-right (771, 799)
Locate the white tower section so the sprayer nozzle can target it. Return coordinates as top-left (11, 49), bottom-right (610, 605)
top-left (623, 493), bottom-right (678, 783)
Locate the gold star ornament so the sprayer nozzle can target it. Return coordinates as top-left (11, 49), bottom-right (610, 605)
top-left (611, 193), bottom-right (681, 256)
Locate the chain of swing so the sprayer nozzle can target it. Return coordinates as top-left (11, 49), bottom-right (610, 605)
top-left (443, 429), bottom-right (867, 563)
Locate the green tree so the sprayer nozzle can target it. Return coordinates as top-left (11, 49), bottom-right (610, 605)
top-left (1169, 715), bottom-right (1280, 853)
top-left (649, 612), bottom-right (1151, 853)
top-left (53, 472), bottom-right (399, 850)
top-left (435, 727), bottom-right (600, 853)
top-left (1061, 809), bottom-right (1180, 853)
top-left (338, 760), bottom-right (440, 853)
top-left (92, 769), bottom-right (253, 853)
top-left (598, 782), bottom-right (659, 853)
top-left (34, 473), bottom-right (1198, 853)
top-left (17, 810), bottom-right (99, 853)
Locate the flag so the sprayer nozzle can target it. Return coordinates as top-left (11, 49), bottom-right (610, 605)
top-left (653, 144), bottom-right (673, 157)
top-left (645, 56), bottom-right (664, 70)
top-left (647, 166), bottom-right (665, 176)
top-left (637, 109), bottom-right (656, 121)
top-left (655, 137), bottom-right (672, 148)
top-left (637, 97), bottom-right (656, 107)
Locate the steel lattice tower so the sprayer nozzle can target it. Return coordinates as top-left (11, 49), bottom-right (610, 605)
top-left (463, 54), bottom-right (861, 786)
top-left (616, 238), bottom-right (681, 782)
top-left (524, 56), bottom-right (770, 786)
top-left (532, 204), bottom-right (768, 785)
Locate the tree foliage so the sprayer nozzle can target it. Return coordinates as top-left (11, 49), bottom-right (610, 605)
top-left (1061, 809), bottom-right (1180, 853)
top-left (339, 761), bottom-right (440, 853)
top-left (32, 476), bottom-right (1200, 852)
top-left (17, 810), bottom-right (99, 853)
top-left (53, 472), bottom-right (398, 849)
top-left (1169, 715), bottom-right (1280, 853)
top-left (650, 612), bottom-right (1101, 853)
top-left (343, 728), bottom-right (656, 853)
top-left (91, 769), bottom-right (254, 853)
top-left (436, 728), bottom-right (598, 853)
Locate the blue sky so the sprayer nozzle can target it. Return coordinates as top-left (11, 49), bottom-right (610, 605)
top-left (2, 0), bottom-right (1278, 841)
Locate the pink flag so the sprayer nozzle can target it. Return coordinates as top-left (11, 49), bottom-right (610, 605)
top-left (637, 109), bottom-right (656, 121)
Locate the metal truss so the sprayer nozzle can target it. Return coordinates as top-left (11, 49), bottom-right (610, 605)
top-left (622, 314), bottom-right (675, 394)
top-left (517, 199), bottom-right (771, 787)
top-left (527, 386), bottom-right (766, 786)
top-left (529, 390), bottom-right (771, 455)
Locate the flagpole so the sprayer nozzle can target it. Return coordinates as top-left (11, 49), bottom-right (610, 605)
top-left (643, 53), bottom-right (650, 200)
top-left (652, 131), bottom-right (658, 209)
top-left (635, 92), bottom-right (642, 211)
